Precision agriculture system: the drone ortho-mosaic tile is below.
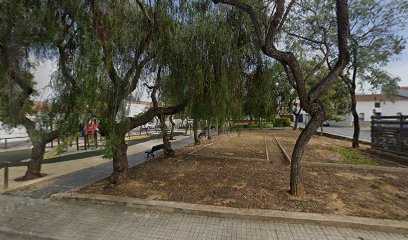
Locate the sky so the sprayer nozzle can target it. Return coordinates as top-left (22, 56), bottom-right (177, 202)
top-left (382, 29), bottom-right (408, 88)
top-left (32, 29), bottom-right (408, 101)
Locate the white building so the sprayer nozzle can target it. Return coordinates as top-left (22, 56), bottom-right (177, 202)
top-left (298, 87), bottom-right (408, 127)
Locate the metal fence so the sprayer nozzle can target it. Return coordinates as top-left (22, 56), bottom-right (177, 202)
top-left (371, 115), bottom-right (408, 158)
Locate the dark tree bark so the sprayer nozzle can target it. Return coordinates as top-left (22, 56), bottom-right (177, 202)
top-left (193, 119), bottom-right (200, 144)
top-left (169, 115), bottom-right (175, 140)
top-left (160, 115), bottom-right (175, 157)
top-left (16, 141), bottom-right (47, 181)
top-left (349, 49), bottom-right (360, 148)
top-left (207, 120), bottom-right (212, 140)
top-left (109, 137), bottom-right (129, 185)
top-left (351, 87), bottom-right (360, 148)
top-left (213, 0), bottom-right (350, 196)
top-left (16, 118), bottom-right (58, 181)
top-left (290, 106), bottom-right (325, 196)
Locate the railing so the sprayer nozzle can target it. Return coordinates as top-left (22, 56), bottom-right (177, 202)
top-left (0, 136), bottom-right (29, 149)
top-left (0, 161), bottom-right (9, 190)
top-left (371, 115), bottom-right (408, 158)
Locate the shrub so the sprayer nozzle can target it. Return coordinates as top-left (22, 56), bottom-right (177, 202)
top-left (272, 118), bottom-right (291, 127)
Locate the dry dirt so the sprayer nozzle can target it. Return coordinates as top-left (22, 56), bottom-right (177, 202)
top-left (78, 130), bottom-right (408, 220)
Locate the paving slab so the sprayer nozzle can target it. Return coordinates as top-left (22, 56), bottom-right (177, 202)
top-left (1, 135), bottom-right (193, 198)
top-left (0, 195), bottom-right (407, 240)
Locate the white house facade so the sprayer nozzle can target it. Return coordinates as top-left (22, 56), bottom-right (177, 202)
top-left (296, 86), bottom-right (408, 127)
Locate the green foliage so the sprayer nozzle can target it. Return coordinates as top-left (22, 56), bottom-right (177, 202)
top-left (331, 147), bottom-right (379, 166)
top-left (163, 2), bottom-right (255, 123)
top-left (243, 61), bottom-right (279, 121)
top-left (271, 118), bottom-right (291, 127)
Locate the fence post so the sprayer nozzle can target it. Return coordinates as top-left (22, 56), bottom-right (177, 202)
top-left (4, 138), bottom-right (7, 149)
top-left (4, 162), bottom-right (9, 190)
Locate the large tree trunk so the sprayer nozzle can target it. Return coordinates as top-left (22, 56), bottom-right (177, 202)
top-left (350, 84), bottom-right (360, 148)
top-left (207, 120), bottom-right (212, 140)
top-left (110, 139), bottom-right (129, 185)
top-left (193, 119), bottom-right (200, 145)
top-left (290, 106), bottom-right (325, 196)
top-left (16, 141), bottom-right (47, 181)
top-left (169, 115), bottom-right (175, 140)
top-left (160, 115), bottom-right (175, 157)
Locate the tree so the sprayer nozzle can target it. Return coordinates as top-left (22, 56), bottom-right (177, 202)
top-left (162, 2), bottom-right (253, 144)
top-left (243, 60), bottom-right (278, 125)
top-left (0, 1), bottom-right (68, 180)
top-left (213, 0), bottom-right (351, 196)
top-left (286, 0), bottom-right (408, 147)
top-left (345, 0), bottom-right (407, 147)
top-left (48, 0), bottom-right (188, 185)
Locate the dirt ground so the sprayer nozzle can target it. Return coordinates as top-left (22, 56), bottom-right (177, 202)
top-left (193, 131), bottom-right (267, 159)
top-left (273, 129), bottom-right (399, 166)
top-left (79, 130), bottom-right (408, 220)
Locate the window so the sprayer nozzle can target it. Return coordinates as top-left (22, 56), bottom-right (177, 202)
top-left (358, 113), bottom-right (365, 121)
top-left (375, 112), bottom-right (382, 117)
top-left (374, 102), bottom-right (381, 108)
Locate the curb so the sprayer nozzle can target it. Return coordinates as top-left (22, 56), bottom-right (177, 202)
top-left (51, 192), bottom-right (408, 234)
top-left (273, 134), bottom-right (291, 164)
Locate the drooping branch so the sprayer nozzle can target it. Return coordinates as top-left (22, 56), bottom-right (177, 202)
top-left (128, 99), bottom-right (189, 131)
top-left (212, 0), bottom-right (264, 48)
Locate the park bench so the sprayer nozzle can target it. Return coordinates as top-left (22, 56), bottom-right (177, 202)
top-left (198, 131), bottom-right (207, 138)
top-left (145, 144), bottom-right (165, 158)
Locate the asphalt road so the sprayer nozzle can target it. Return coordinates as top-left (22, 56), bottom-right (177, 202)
top-left (297, 123), bottom-right (371, 141)
top-left (319, 126), bottom-right (371, 141)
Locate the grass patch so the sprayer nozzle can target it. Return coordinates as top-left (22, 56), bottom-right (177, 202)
top-left (331, 146), bottom-right (379, 166)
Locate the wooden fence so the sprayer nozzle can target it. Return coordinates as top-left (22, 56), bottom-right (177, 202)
top-left (371, 115), bottom-right (408, 158)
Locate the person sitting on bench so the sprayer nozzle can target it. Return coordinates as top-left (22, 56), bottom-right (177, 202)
top-left (145, 144), bottom-right (165, 158)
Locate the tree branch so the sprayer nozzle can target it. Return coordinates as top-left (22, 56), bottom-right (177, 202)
top-left (212, 0), bottom-right (264, 48)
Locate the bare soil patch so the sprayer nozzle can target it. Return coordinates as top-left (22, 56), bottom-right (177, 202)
top-left (273, 129), bottom-right (401, 166)
top-left (79, 130), bottom-right (408, 220)
top-left (193, 131), bottom-right (267, 159)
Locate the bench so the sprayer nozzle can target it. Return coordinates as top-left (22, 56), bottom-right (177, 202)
top-left (145, 144), bottom-right (165, 158)
top-left (198, 131), bottom-right (207, 138)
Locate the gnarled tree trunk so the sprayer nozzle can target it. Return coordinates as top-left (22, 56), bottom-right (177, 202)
top-left (169, 115), bottom-right (175, 140)
top-left (351, 91), bottom-right (360, 148)
top-left (207, 120), bottom-right (211, 140)
top-left (160, 115), bottom-right (175, 157)
top-left (193, 119), bottom-right (200, 144)
top-left (16, 141), bottom-right (47, 181)
top-left (290, 104), bottom-right (325, 196)
top-left (16, 124), bottom-right (58, 181)
top-left (110, 138), bottom-right (129, 185)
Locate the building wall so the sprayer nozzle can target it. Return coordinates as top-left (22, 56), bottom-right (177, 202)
top-left (356, 100), bottom-right (408, 122)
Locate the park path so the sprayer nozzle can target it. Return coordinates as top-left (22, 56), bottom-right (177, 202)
top-left (0, 131), bottom-right (407, 240)
top-left (0, 195), bottom-right (407, 240)
top-left (1, 135), bottom-right (193, 199)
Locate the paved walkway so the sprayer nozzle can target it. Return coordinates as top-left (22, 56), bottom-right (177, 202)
top-left (0, 195), bottom-right (406, 240)
top-left (1, 132), bottom-right (407, 240)
top-left (1, 135), bottom-right (193, 198)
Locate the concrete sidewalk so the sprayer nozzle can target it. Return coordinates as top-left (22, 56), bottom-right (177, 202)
top-left (0, 195), bottom-right (407, 240)
top-left (1, 135), bottom-right (192, 196)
